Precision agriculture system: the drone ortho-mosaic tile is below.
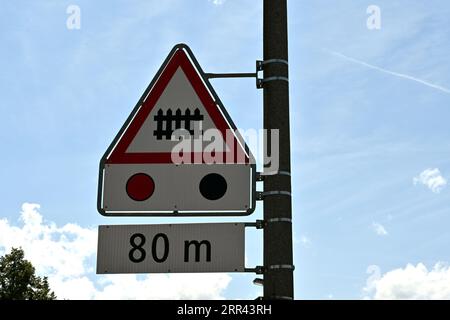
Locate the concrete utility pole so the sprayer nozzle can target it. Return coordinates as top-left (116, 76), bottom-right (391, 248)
top-left (263, 0), bottom-right (294, 299)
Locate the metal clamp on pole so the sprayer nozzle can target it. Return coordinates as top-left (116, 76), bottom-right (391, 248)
top-left (256, 191), bottom-right (292, 201)
top-left (244, 266), bottom-right (265, 274)
top-left (256, 171), bottom-right (291, 182)
top-left (257, 59), bottom-right (289, 71)
top-left (256, 59), bottom-right (289, 89)
top-left (268, 264), bottom-right (295, 271)
top-left (266, 218), bottom-right (292, 224)
top-left (257, 76), bottom-right (289, 89)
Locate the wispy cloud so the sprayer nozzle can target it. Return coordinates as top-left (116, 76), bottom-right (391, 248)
top-left (372, 222), bottom-right (388, 236)
top-left (327, 50), bottom-right (450, 95)
top-left (413, 168), bottom-right (447, 193)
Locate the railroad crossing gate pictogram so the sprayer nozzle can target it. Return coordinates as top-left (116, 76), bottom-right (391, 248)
top-left (98, 44), bottom-right (256, 216)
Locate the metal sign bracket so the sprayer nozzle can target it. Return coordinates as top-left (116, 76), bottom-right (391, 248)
top-left (244, 220), bottom-right (265, 229)
top-left (244, 266), bottom-right (265, 274)
top-left (256, 171), bottom-right (291, 181)
top-left (256, 59), bottom-right (289, 89)
top-left (256, 191), bottom-right (292, 201)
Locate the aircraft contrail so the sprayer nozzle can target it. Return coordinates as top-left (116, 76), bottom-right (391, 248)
top-left (328, 50), bottom-right (450, 95)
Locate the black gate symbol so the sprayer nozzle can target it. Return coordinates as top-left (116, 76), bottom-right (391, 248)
top-left (153, 108), bottom-right (204, 140)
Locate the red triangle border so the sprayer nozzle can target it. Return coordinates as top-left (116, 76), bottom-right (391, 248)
top-left (106, 48), bottom-right (248, 164)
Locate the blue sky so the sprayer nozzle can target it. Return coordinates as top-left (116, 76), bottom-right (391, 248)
top-left (1, 0), bottom-right (450, 299)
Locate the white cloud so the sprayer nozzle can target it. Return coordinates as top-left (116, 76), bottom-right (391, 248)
top-left (413, 168), bottom-right (447, 193)
top-left (0, 203), bottom-right (96, 279)
top-left (0, 203), bottom-right (231, 300)
top-left (364, 263), bottom-right (450, 299)
top-left (95, 274), bottom-right (230, 300)
top-left (209, 0), bottom-right (226, 5)
top-left (372, 222), bottom-right (388, 236)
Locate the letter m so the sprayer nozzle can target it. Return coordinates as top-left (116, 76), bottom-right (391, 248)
top-left (184, 240), bottom-right (211, 262)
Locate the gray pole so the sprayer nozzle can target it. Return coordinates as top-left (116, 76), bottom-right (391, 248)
top-left (263, 0), bottom-right (294, 299)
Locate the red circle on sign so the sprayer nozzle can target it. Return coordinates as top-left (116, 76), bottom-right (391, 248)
top-left (126, 173), bottom-right (155, 201)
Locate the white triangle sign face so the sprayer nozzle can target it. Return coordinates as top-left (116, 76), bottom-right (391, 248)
top-left (126, 67), bottom-right (226, 154)
top-left (98, 44), bottom-right (255, 216)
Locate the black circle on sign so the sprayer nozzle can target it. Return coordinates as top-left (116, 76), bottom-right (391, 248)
top-left (199, 173), bottom-right (227, 200)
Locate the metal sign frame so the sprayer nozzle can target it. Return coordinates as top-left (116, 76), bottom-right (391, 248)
top-left (97, 44), bottom-right (256, 216)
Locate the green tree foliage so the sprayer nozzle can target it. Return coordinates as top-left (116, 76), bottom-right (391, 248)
top-left (0, 247), bottom-right (56, 300)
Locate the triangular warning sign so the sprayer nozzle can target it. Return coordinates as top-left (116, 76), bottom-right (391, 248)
top-left (104, 44), bottom-right (250, 165)
top-left (98, 44), bottom-right (256, 217)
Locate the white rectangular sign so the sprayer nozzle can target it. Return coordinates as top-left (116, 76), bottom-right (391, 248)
top-left (97, 223), bottom-right (245, 274)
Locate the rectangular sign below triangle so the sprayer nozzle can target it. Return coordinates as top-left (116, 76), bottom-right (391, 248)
top-left (98, 44), bottom-right (256, 216)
